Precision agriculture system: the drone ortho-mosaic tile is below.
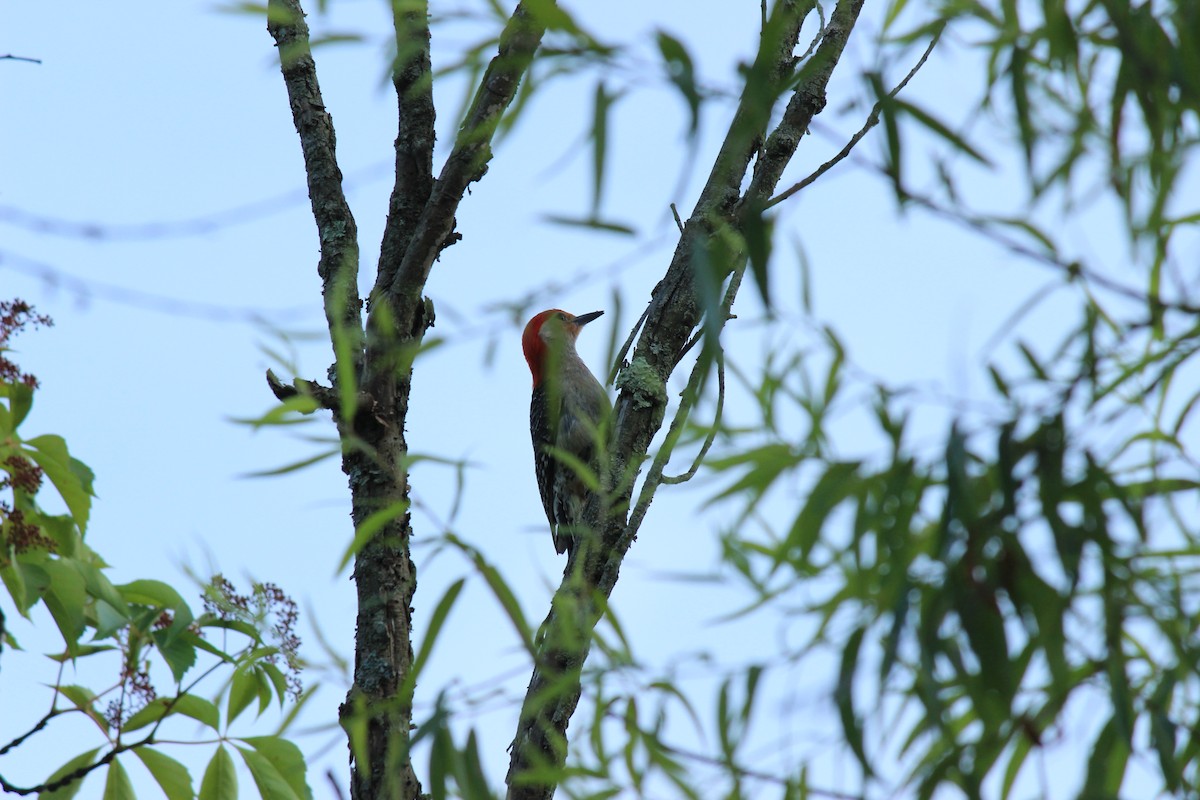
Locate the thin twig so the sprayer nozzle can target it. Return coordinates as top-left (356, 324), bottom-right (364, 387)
top-left (607, 304), bottom-right (651, 387)
top-left (766, 24), bottom-right (943, 209)
top-left (0, 710), bottom-right (64, 756)
top-left (662, 350), bottom-right (724, 485)
top-left (670, 203), bottom-right (685, 234)
top-left (266, 368), bottom-right (342, 412)
top-left (0, 54), bottom-right (41, 64)
top-left (0, 161), bottom-right (389, 242)
top-left (625, 264), bottom-right (744, 537)
top-left (900, 183), bottom-right (1200, 316)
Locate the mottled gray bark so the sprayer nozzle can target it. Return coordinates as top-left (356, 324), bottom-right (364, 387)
top-left (267, 2), bottom-right (550, 799)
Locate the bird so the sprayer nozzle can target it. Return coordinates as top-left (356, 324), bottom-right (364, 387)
top-left (521, 308), bottom-right (611, 556)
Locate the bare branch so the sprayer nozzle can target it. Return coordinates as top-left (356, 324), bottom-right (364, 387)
top-left (0, 160), bottom-right (388, 241)
top-left (372, 0), bottom-right (436, 302)
top-left (741, 0), bottom-right (867, 211)
top-left (387, 1), bottom-right (549, 320)
top-left (267, 0), bottom-right (364, 370)
top-left (265, 368), bottom-right (341, 412)
top-left (766, 25), bottom-right (944, 208)
top-left (0, 54), bottom-right (41, 64)
top-left (661, 351), bottom-right (725, 486)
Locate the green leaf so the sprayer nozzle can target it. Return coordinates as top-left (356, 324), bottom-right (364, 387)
top-left (706, 443), bottom-right (803, 506)
top-left (742, 207), bottom-right (775, 310)
top-left (102, 759), bottom-right (136, 800)
top-left (881, 0), bottom-right (910, 33)
top-left (55, 684), bottom-right (108, 731)
top-left (1081, 717), bottom-right (1130, 797)
top-left (153, 627), bottom-right (199, 683)
top-left (231, 394), bottom-right (320, 428)
top-left (118, 579), bottom-right (194, 641)
top-left (47, 643), bottom-right (116, 662)
top-left (541, 214), bottom-right (637, 235)
top-left (228, 666), bottom-right (259, 724)
top-left (43, 558), bottom-right (88, 649)
top-left (1001, 727), bottom-right (1034, 798)
top-left (590, 80), bottom-right (614, 214)
top-left (241, 737), bottom-right (312, 800)
top-left (242, 447), bottom-right (340, 478)
top-left (40, 748), bottom-right (100, 800)
top-left (199, 746), bottom-right (238, 800)
top-left (134, 748), bottom-right (195, 800)
top-left (237, 746), bottom-right (301, 800)
top-left (447, 536), bottom-right (534, 652)
top-left (261, 662), bottom-right (289, 705)
top-left (893, 96), bottom-right (991, 165)
top-left (868, 71), bottom-right (903, 199)
top-left (77, 561), bottom-right (128, 616)
top-left (7, 381), bottom-right (33, 428)
top-left (654, 30), bottom-right (700, 134)
top-left (2, 559), bottom-right (48, 615)
top-left (459, 731), bottom-right (491, 800)
top-left (783, 461), bottom-right (860, 560)
top-left (25, 434), bottom-right (91, 532)
top-left (125, 694), bottom-right (221, 733)
top-left (429, 716), bottom-right (451, 800)
top-left (836, 626), bottom-right (871, 775)
top-left (1009, 46), bottom-right (1034, 168)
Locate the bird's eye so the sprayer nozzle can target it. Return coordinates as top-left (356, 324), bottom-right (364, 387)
top-left (557, 312), bottom-right (568, 321)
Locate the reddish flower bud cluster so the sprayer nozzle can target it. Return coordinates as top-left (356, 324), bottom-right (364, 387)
top-left (0, 299), bottom-right (52, 389)
top-left (0, 504), bottom-right (55, 554)
top-left (105, 659), bottom-right (157, 728)
top-left (3, 454), bottom-right (44, 494)
top-left (205, 574), bottom-right (304, 699)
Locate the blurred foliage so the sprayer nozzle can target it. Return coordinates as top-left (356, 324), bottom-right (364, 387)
top-left (340, 0), bottom-right (1197, 797)
top-left (0, 302), bottom-right (311, 799)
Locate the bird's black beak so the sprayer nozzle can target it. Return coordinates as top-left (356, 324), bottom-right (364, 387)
top-left (573, 310), bottom-right (604, 327)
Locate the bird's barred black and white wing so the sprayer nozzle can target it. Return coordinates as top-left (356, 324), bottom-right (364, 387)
top-left (530, 384), bottom-right (570, 554)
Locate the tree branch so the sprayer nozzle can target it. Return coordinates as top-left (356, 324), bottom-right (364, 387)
top-left (267, 0), bottom-right (364, 371)
top-left (766, 24), bottom-right (944, 209)
top-left (741, 0), bottom-right (867, 212)
top-left (266, 368), bottom-right (341, 412)
top-left (372, 0), bottom-right (436, 303)
top-left (386, 0), bottom-right (549, 324)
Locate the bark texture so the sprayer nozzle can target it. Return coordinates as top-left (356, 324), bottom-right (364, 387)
top-left (269, 2), bottom-right (551, 799)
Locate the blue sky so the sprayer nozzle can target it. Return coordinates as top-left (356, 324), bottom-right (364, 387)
top-left (1, 1), bottom-right (1166, 797)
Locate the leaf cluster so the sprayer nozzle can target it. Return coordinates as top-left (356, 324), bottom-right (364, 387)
top-left (0, 305), bottom-right (313, 800)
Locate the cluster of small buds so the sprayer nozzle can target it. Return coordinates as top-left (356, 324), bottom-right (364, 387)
top-left (0, 299), bottom-right (52, 389)
top-left (1, 505), bottom-right (55, 554)
top-left (3, 454), bottom-right (44, 494)
top-left (105, 660), bottom-right (157, 728)
top-left (205, 574), bottom-right (304, 700)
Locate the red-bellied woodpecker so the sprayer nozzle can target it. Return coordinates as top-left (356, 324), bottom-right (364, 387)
top-left (522, 308), bottom-right (611, 556)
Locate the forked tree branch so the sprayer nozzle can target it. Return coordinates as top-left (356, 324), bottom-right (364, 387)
top-left (267, 4), bottom-right (554, 800)
top-left (386, 1), bottom-right (548, 323)
top-left (766, 23), bottom-right (944, 208)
